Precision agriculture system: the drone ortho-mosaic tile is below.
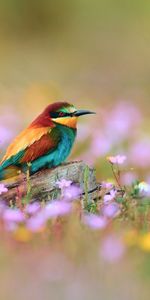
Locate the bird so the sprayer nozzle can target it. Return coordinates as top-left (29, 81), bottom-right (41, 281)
top-left (0, 102), bottom-right (95, 180)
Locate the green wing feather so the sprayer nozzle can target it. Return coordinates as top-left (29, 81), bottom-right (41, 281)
top-left (0, 127), bottom-right (61, 170)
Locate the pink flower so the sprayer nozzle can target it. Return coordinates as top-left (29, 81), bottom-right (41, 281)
top-left (25, 202), bottom-right (41, 215)
top-left (56, 179), bottom-right (72, 189)
top-left (101, 181), bottom-right (113, 189)
top-left (103, 189), bottom-right (117, 203)
top-left (26, 213), bottom-right (46, 232)
top-left (26, 201), bottom-right (71, 232)
top-left (56, 179), bottom-right (82, 200)
top-left (107, 155), bottom-right (126, 165)
top-left (83, 213), bottom-right (107, 230)
top-left (43, 200), bottom-right (71, 219)
top-left (3, 209), bottom-right (25, 223)
top-left (100, 235), bottom-right (125, 263)
top-left (0, 184), bottom-right (8, 195)
top-left (62, 185), bottom-right (82, 201)
top-left (102, 202), bottom-right (120, 218)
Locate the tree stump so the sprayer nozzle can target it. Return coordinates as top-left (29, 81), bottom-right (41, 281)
top-left (1, 161), bottom-right (98, 205)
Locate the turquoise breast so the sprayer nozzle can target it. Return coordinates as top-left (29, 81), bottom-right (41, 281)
top-left (30, 125), bottom-right (76, 173)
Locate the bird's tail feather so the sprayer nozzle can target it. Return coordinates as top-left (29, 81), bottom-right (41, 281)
top-left (0, 166), bottom-right (21, 180)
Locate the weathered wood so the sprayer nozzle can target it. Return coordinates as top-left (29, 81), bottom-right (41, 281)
top-left (1, 161), bottom-right (98, 205)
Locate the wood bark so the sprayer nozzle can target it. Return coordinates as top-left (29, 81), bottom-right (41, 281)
top-left (1, 161), bottom-right (99, 205)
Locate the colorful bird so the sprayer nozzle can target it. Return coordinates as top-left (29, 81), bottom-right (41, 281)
top-left (0, 102), bottom-right (95, 180)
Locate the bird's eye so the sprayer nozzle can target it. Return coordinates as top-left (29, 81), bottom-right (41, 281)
top-left (58, 111), bottom-right (64, 117)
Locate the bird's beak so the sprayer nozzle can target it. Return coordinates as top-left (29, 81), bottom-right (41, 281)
top-left (73, 109), bottom-right (96, 117)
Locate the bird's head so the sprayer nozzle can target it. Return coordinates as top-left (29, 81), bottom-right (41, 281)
top-left (48, 102), bottom-right (95, 128)
top-left (31, 102), bottom-right (95, 128)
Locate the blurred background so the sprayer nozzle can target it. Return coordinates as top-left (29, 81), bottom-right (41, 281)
top-left (1, 0), bottom-right (150, 179)
top-left (1, 1), bottom-right (150, 299)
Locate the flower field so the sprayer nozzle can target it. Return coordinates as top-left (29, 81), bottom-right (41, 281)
top-left (1, 100), bottom-right (150, 299)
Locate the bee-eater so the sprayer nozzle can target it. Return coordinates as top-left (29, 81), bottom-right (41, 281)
top-left (0, 102), bottom-right (95, 180)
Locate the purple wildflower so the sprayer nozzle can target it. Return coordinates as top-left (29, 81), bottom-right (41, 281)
top-left (0, 184), bottom-right (8, 195)
top-left (26, 201), bottom-right (72, 232)
top-left (44, 200), bottom-right (71, 219)
top-left (107, 155), bottom-right (126, 165)
top-left (56, 179), bottom-right (72, 189)
top-left (56, 179), bottom-right (81, 200)
top-left (25, 202), bottom-right (41, 215)
top-left (62, 184), bottom-right (82, 201)
top-left (103, 189), bottom-right (117, 203)
top-left (83, 213), bottom-right (107, 230)
top-left (3, 208), bottom-right (25, 223)
top-left (102, 202), bottom-right (120, 218)
top-left (100, 235), bottom-right (125, 263)
top-left (26, 213), bottom-right (46, 232)
top-left (101, 181), bottom-right (113, 189)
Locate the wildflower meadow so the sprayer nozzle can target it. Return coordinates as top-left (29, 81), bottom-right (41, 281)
top-left (0, 100), bottom-right (150, 299)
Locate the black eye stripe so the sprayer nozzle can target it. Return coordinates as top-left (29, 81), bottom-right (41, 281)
top-left (50, 112), bottom-right (73, 118)
top-left (50, 112), bottom-right (60, 118)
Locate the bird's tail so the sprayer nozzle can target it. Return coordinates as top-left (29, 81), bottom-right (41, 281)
top-left (0, 165), bottom-right (21, 181)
